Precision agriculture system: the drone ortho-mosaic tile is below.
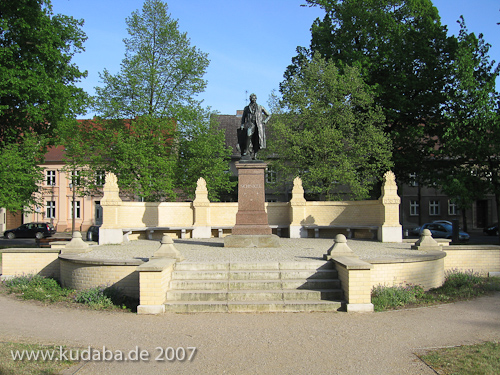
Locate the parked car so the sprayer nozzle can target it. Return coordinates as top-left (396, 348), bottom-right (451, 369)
top-left (432, 220), bottom-right (453, 226)
top-left (4, 222), bottom-right (56, 240)
top-left (483, 223), bottom-right (499, 236)
top-left (86, 225), bottom-right (100, 242)
top-left (420, 222), bottom-right (469, 241)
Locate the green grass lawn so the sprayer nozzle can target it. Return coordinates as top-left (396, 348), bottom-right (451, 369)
top-left (419, 341), bottom-right (500, 375)
top-left (0, 342), bottom-right (79, 375)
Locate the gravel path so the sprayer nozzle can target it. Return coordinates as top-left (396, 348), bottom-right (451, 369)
top-left (78, 238), bottom-right (420, 263)
top-left (2, 238), bottom-right (500, 374)
top-left (1, 291), bottom-right (499, 374)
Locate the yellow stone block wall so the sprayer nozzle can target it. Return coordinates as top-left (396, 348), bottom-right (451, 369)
top-left (444, 249), bottom-right (500, 276)
top-left (59, 260), bottom-right (139, 298)
top-left (336, 264), bottom-right (372, 304)
top-left (370, 258), bottom-right (445, 290)
top-left (266, 203), bottom-right (290, 226)
top-left (110, 200), bottom-right (385, 232)
top-left (139, 265), bottom-right (174, 306)
top-left (209, 203), bottom-right (238, 226)
top-left (302, 201), bottom-right (381, 226)
top-left (1, 251), bottom-right (60, 279)
top-left (116, 203), bottom-right (193, 228)
top-left (157, 203), bottom-right (193, 227)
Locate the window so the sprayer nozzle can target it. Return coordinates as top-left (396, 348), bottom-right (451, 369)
top-left (46, 201), bottom-right (56, 218)
top-left (409, 173), bottom-right (418, 187)
top-left (266, 167), bottom-right (277, 184)
top-left (448, 200), bottom-right (458, 216)
top-left (429, 200), bottom-right (440, 216)
top-left (70, 170), bottom-right (80, 187)
top-left (95, 201), bottom-right (101, 221)
top-left (46, 170), bottom-right (56, 186)
top-left (71, 201), bottom-right (81, 219)
top-left (410, 200), bottom-right (419, 216)
top-left (95, 171), bottom-right (105, 186)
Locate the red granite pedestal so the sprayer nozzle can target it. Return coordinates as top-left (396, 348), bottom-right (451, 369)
top-left (224, 161), bottom-right (280, 247)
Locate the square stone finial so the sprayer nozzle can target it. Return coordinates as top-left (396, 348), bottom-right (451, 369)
top-left (101, 172), bottom-right (122, 205)
top-left (411, 229), bottom-right (441, 251)
top-left (152, 234), bottom-right (184, 261)
top-left (290, 176), bottom-right (306, 203)
top-left (324, 234), bottom-right (359, 260)
top-left (193, 177), bottom-right (209, 204)
top-left (60, 231), bottom-right (91, 254)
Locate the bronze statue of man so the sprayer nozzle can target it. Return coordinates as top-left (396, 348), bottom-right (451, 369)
top-left (239, 93), bottom-right (271, 160)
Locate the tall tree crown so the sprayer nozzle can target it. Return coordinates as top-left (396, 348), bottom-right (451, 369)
top-left (94, 0), bottom-right (209, 120)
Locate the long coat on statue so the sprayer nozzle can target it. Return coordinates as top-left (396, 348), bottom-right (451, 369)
top-left (241, 102), bottom-right (270, 153)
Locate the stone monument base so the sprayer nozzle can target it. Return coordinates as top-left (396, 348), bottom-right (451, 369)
top-left (224, 234), bottom-right (280, 248)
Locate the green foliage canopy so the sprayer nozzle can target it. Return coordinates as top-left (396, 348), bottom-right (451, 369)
top-left (286, 0), bottom-right (456, 182)
top-left (64, 0), bottom-right (233, 202)
top-left (0, 0), bottom-right (88, 211)
top-left (94, 0), bottom-right (208, 120)
top-left (267, 54), bottom-right (392, 200)
top-left (434, 18), bottom-right (500, 222)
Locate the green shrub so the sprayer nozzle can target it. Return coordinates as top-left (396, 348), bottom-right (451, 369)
top-left (74, 286), bottom-right (114, 309)
top-left (372, 271), bottom-right (500, 312)
top-left (371, 283), bottom-right (425, 312)
top-left (2, 274), bottom-right (72, 302)
top-left (444, 269), bottom-right (483, 288)
top-left (74, 285), bottom-right (131, 310)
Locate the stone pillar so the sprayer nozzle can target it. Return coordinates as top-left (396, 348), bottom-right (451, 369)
top-left (192, 177), bottom-right (211, 238)
top-left (379, 171), bottom-right (402, 242)
top-left (289, 177), bottom-right (307, 238)
top-left (99, 172), bottom-right (123, 245)
top-left (224, 161), bottom-right (280, 247)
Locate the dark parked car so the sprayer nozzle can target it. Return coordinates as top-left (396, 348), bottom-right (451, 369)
top-left (420, 222), bottom-right (470, 241)
top-left (483, 223), bottom-right (499, 236)
top-left (86, 225), bottom-right (100, 242)
top-left (4, 222), bottom-right (56, 240)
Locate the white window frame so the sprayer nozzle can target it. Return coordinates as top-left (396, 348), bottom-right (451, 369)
top-left (429, 200), bottom-right (440, 216)
top-left (266, 168), bottom-right (277, 184)
top-left (46, 201), bottom-right (56, 218)
top-left (46, 170), bottom-right (56, 186)
top-left (448, 200), bottom-right (458, 216)
top-left (95, 171), bottom-right (105, 186)
top-left (410, 200), bottom-right (419, 216)
top-left (70, 170), bottom-right (80, 187)
top-left (71, 201), bottom-right (81, 219)
top-left (409, 173), bottom-right (418, 187)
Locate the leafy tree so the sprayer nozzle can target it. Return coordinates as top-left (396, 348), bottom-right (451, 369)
top-left (175, 111), bottom-right (236, 201)
top-left (94, 0), bottom-right (208, 120)
top-left (265, 53), bottom-right (392, 200)
top-left (0, 0), bottom-right (88, 211)
top-left (435, 18), bottom-right (500, 231)
top-left (86, 0), bottom-right (232, 201)
top-left (0, 137), bottom-right (45, 212)
top-left (60, 116), bottom-right (177, 202)
top-left (285, 0), bottom-right (456, 183)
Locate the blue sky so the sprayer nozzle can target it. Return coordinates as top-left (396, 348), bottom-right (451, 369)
top-left (50, 0), bottom-right (500, 116)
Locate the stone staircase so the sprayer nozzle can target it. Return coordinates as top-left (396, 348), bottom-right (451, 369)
top-left (164, 261), bottom-right (344, 312)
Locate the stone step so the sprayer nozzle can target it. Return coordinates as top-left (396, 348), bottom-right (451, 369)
top-left (166, 289), bottom-right (343, 302)
top-left (171, 269), bottom-right (338, 280)
top-left (174, 261), bottom-right (334, 271)
top-left (170, 278), bottom-right (340, 291)
top-left (164, 261), bottom-right (344, 313)
top-left (164, 300), bottom-right (343, 313)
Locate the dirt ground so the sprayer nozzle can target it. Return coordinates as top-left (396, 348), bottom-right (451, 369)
top-left (1, 291), bottom-right (499, 375)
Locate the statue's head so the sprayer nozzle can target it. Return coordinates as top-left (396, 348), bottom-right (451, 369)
top-left (249, 93), bottom-right (257, 103)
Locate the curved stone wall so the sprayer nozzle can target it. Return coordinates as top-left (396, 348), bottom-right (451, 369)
top-left (369, 251), bottom-right (446, 290)
top-left (59, 255), bottom-right (143, 298)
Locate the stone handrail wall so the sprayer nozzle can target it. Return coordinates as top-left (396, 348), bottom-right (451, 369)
top-left (99, 172), bottom-right (402, 244)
